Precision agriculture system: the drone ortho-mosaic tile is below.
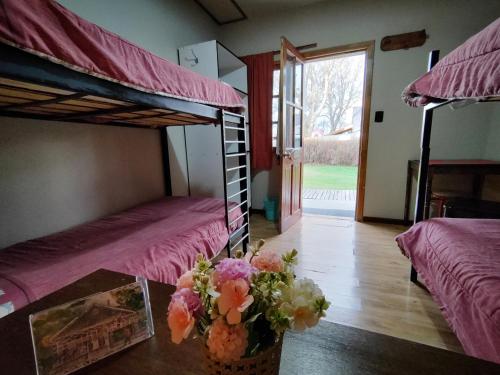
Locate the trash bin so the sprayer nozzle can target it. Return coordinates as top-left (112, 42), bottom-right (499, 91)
top-left (264, 197), bottom-right (278, 222)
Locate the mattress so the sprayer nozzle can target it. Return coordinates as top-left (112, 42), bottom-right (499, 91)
top-left (396, 218), bottom-right (500, 364)
top-left (0, 0), bottom-right (244, 110)
top-left (0, 197), bottom-right (242, 315)
top-left (402, 17), bottom-right (500, 107)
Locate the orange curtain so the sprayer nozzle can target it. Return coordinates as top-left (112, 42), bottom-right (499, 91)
top-left (241, 52), bottom-right (274, 170)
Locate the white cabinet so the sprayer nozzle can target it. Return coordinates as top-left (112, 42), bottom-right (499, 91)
top-left (178, 41), bottom-right (250, 204)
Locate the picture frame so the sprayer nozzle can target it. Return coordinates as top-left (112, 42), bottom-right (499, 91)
top-left (29, 277), bottom-right (154, 375)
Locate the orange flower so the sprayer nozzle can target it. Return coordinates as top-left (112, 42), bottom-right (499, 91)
top-left (207, 318), bottom-right (248, 362)
top-left (176, 270), bottom-right (194, 290)
top-left (250, 250), bottom-right (284, 272)
top-left (167, 299), bottom-right (195, 344)
top-left (218, 279), bottom-right (254, 325)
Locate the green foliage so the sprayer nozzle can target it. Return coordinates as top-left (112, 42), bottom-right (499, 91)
top-left (303, 164), bottom-right (358, 190)
top-left (314, 296), bottom-right (331, 317)
top-left (113, 288), bottom-right (144, 310)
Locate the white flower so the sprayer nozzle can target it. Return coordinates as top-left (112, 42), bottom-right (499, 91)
top-left (281, 278), bottom-right (325, 331)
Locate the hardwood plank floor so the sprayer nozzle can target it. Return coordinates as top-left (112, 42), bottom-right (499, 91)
top-left (249, 213), bottom-right (464, 353)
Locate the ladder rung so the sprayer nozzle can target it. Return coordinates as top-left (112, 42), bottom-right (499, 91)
top-left (227, 189), bottom-right (247, 199)
top-left (225, 140), bottom-right (246, 144)
top-left (230, 222), bottom-right (248, 239)
top-left (225, 126), bottom-right (245, 131)
top-left (227, 177), bottom-right (247, 186)
top-left (230, 233), bottom-right (250, 251)
top-left (226, 152), bottom-right (246, 158)
top-left (224, 113), bottom-right (245, 124)
top-left (228, 200), bottom-right (247, 213)
top-left (229, 211), bottom-right (248, 227)
top-left (226, 165), bottom-right (246, 172)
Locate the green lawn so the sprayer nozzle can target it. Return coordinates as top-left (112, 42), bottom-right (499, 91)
top-left (303, 164), bottom-right (358, 190)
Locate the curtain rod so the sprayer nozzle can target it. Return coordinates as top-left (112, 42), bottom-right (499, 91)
top-left (271, 43), bottom-right (317, 55)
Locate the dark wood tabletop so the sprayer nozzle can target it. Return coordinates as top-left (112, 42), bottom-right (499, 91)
top-left (1, 269), bottom-right (499, 374)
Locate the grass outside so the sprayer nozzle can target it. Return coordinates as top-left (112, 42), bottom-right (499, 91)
top-left (303, 164), bottom-right (358, 190)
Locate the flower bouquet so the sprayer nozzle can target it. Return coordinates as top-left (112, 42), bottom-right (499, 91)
top-left (167, 240), bottom-right (330, 374)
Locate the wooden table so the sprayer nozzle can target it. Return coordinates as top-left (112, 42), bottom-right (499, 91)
top-left (404, 159), bottom-right (500, 224)
top-left (1, 269), bottom-right (499, 374)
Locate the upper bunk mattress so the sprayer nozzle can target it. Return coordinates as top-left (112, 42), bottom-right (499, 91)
top-left (402, 17), bottom-right (500, 107)
top-left (0, 0), bottom-right (244, 110)
top-left (0, 197), bottom-right (242, 315)
top-left (396, 218), bottom-right (500, 364)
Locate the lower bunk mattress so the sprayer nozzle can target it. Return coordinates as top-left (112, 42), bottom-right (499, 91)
top-left (0, 196), bottom-right (242, 315)
top-left (396, 218), bottom-right (500, 364)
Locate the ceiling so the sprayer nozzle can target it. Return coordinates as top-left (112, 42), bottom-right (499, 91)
top-left (237, 0), bottom-right (326, 18)
top-left (194, 0), bottom-right (327, 24)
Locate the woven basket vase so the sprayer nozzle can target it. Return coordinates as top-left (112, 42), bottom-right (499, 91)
top-left (203, 338), bottom-right (283, 375)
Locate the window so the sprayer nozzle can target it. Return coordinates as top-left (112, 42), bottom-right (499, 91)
top-left (272, 69), bottom-right (279, 148)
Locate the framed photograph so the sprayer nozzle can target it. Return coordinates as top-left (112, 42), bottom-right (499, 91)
top-left (29, 277), bottom-right (154, 375)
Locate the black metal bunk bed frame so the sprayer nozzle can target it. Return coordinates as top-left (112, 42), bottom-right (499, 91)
top-left (410, 49), bottom-right (498, 283)
top-left (0, 43), bottom-right (250, 257)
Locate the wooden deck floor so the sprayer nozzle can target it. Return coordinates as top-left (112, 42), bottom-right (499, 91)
top-left (303, 189), bottom-right (356, 200)
top-left (249, 213), bottom-right (463, 354)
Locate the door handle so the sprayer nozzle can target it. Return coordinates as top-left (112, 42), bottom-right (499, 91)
top-left (282, 148), bottom-right (297, 159)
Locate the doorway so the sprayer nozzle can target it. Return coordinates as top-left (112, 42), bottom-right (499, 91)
top-left (302, 51), bottom-right (366, 218)
top-left (274, 41), bottom-right (374, 229)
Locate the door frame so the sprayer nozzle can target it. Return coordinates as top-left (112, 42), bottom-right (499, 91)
top-left (301, 40), bottom-right (375, 222)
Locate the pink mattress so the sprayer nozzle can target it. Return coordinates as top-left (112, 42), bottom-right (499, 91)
top-left (0, 0), bottom-right (244, 110)
top-left (396, 218), bottom-right (500, 364)
top-left (402, 17), bottom-right (500, 107)
top-left (0, 197), bottom-right (242, 315)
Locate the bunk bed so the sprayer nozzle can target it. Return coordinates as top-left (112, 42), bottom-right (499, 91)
top-left (396, 17), bottom-right (500, 364)
top-left (0, 0), bottom-right (251, 314)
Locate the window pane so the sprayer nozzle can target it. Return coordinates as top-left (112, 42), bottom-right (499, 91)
top-left (294, 108), bottom-right (302, 148)
top-left (286, 104), bottom-right (294, 148)
top-left (273, 70), bottom-right (280, 96)
top-left (295, 63), bottom-right (302, 106)
top-left (272, 97), bottom-right (279, 122)
top-left (272, 122), bottom-right (278, 148)
top-left (285, 55), bottom-right (294, 102)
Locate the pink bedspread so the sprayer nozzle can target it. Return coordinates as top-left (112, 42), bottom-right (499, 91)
top-left (0, 197), bottom-right (241, 315)
top-left (396, 218), bottom-right (500, 364)
top-left (0, 0), bottom-right (244, 110)
top-left (402, 17), bottom-right (500, 107)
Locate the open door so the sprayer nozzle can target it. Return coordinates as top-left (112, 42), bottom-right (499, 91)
top-left (278, 37), bottom-right (305, 233)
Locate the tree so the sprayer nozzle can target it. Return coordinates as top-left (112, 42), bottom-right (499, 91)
top-left (303, 54), bottom-right (364, 137)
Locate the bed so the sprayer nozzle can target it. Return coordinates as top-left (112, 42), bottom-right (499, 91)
top-left (0, 0), bottom-right (251, 317)
top-left (0, 197), bottom-right (243, 313)
top-left (397, 17), bottom-right (500, 364)
top-left (396, 219), bottom-right (500, 363)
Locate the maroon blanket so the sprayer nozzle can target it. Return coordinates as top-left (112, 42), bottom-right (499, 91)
top-left (402, 18), bottom-right (500, 107)
top-left (396, 218), bottom-right (500, 364)
top-left (0, 197), bottom-right (241, 315)
top-left (0, 0), bottom-right (244, 110)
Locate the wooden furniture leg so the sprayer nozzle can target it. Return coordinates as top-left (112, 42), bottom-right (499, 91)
top-left (410, 265), bottom-right (418, 282)
top-left (404, 160), bottom-right (413, 225)
top-left (424, 172), bottom-right (433, 219)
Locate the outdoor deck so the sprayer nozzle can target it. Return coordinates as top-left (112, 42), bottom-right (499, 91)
top-left (303, 189), bottom-right (356, 217)
top-left (303, 189), bottom-right (356, 201)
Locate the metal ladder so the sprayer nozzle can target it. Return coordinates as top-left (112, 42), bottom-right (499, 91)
top-left (220, 110), bottom-right (250, 258)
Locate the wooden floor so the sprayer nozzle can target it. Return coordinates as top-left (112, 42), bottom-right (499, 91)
top-left (250, 213), bottom-right (463, 353)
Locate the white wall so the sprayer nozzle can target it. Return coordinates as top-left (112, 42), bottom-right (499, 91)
top-left (0, 120), bottom-right (164, 248)
top-left (0, 0), bottom-right (216, 248)
top-left (484, 104), bottom-right (500, 160)
top-left (57, 0), bottom-right (219, 196)
top-left (218, 0), bottom-right (500, 217)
